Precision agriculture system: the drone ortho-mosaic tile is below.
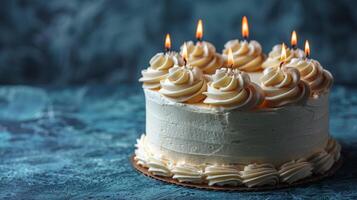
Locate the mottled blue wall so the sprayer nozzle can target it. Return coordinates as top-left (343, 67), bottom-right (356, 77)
top-left (0, 0), bottom-right (356, 85)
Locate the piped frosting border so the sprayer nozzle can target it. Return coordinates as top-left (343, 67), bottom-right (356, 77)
top-left (134, 134), bottom-right (341, 188)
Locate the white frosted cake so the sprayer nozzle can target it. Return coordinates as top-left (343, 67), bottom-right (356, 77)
top-left (135, 39), bottom-right (340, 188)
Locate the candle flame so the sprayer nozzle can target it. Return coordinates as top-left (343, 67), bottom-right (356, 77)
top-left (305, 40), bottom-right (310, 57)
top-left (280, 43), bottom-right (287, 62)
top-left (227, 48), bottom-right (234, 67)
top-left (242, 16), bottom-right (249, 39)
top-left (165, 33), bottom-right (171, 51)
top-left (291, 30), bottom-right (297, 48)
top-left (196, 19), bottom-right (203, 41)
top-left (182, 43), bottom-right (188, 63)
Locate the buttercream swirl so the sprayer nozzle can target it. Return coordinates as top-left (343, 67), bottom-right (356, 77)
top-left (147, 156), bottom-right (172, 177)
top-left (326, 138), bottom-right (341, 161)
top-left (171, 164), bottom-right (204, 183)
top-left (204, 165), bottom-right (242, 186)
top-left (222, 40), bottom-right (265, 72)
top-left (203, 68), bottom-right (264, 110)
top-left (286, 58), bottom-right (333, 95)
top-left (260, 66), bottom-right (310, 107)
top-left (262, 44), bottom-right (305, 69)
top-left (134, 135), bottom-right (151, 168)
top-left (278, 159), bottom-right (313, 184)
top-left (241, 164), bottom-right (279, 188)
top-left (308, 151), bottom-right (334, 174)
top-left (159, 66), bottom-right (207, 103)
top-left (181, 41), bottom-right (223, 74)
top-left (139, 52), bottom-right (182, 89)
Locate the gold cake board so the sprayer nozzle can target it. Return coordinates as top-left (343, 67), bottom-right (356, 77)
top-left (131, 155), bottom-right (343, 192)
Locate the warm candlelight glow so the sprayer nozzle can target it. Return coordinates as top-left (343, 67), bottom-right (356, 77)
top-left (227, 48), bottom-right (234, 67)
top-left (305, 40), bottom-right (310, 58)
top-left (182, 43), bottom-right (188, 65)
top-left (165, 33), bottom-right (171, 52)
top-left (196, 19), bottom-right (203, 41)
top-left (242, 16), bottom-right (249, 39)
top-left (291, 30), bottom-right (297, 48)
top-left (280, 43), bottom-right (287, 62)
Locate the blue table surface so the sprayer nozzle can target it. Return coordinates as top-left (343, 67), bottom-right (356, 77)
top-left (0, 84), bottom-right (356, 200)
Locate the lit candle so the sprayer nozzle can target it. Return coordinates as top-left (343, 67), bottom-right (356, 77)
top-left (227, 48), bottom-right (234, 68)
top-left (182, 42), bottom-right (188, 66)
top-left (165, 33), bottom-right (171, 53)
top-left (280, 43), bottom-right (287, 68)
top-left (291, 30), bottom-right (297, 50)
top-left (242, 16), bottom-right (249, 40)
top-left (196, 19), bottom-right (203, 43)
top-left (304, 40), bottom-right (310, 59)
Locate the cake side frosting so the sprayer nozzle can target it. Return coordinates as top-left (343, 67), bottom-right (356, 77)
top-left (144, 88), bottom-right (330, 165)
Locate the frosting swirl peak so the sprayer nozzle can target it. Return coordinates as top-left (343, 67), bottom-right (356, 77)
top-left (286, 58), bottom-right (333, 95)
top-left (204, 68), bottom-right (264, 110)
top-left (139, 52), bottom-right (182, 89)
top-left (241, 163), bottom-right (279, 188)
top-left (222, 40), bottom-right (265, 72)
top-left (181, 41), bottom-right (223, 74)
top-left (260, 66), bottom-right (310, 107)
top-left (262, 44), bottom-right (304, 69)
top-left (159, 65), bottom-right (207, 103)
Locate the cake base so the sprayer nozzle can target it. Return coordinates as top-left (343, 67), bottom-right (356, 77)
top-left (131, 155), bottom-right (343, 192)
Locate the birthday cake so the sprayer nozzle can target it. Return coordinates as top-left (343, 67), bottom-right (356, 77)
top-left (134, 19), bottom-right (340, 188)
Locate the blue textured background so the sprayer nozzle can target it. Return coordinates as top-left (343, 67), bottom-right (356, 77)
top-left (0, 0), bottom-right (356, 85)
top-left (1, 0), bottom-right (357, 199)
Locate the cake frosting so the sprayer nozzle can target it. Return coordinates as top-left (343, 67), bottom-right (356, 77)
top-left (159, 65), bottom-right (207, 103)
top-left (204, 165), bottom-right (242, 186)
top-left (181, 41), bottom-right (223, 74)
top-left (135, 37), bottom-right (340, 188)
top-left (278, 159), bottom-right (313, 184)
top-left (260, 66), bottom-right (310, 107)
top-left (139, 52), bottom-right (182, 89)
top-left (286, 58), bottom-right (333, 96)
top-left (241, 164), bottom-right (279, 187)
top-left (262, 44), bottom-right (304, 69)
top-left (203, 68), bottom-right (264, 110)
top-left (222, 40), bottom-right (264, 72)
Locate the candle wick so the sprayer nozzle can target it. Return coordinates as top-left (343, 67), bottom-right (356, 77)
top-left (196, 38), bottom-right (202, 44)
top-left (184, 58), bottom-right (187, 66)
top-left (279, 61), bottom-right (284, 69)
top-left (292, 45), bottom-right (297, 50)
top-left (243, 36), bottom-right (248, 41)
top-left (165, 48), bottom-right (170, 54)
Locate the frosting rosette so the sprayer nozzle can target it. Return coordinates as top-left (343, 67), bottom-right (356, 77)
top-left (159, 65), bottom-right (207, 103)
top-left (286, 58), bottom-right (333, 95)
top-left (139, 52), bottom-right (182, 89)
top-left (262, 44), bottom-right (304, 69)
top-left (147, 157), bottom-right (172, 177)
top-left (222, 40), bottom-right (265, 72)
top-left (204, 165), bottom-right (242, 186)
top-left (203, 68), bottom-right (264, 110)
top-left (180, 41), bottom-right (223, 74)
top-left (171, 164), bottom-right (204, 183)
top-left (278, 159), bottom-right (313, 184)
top-left (260, 66), bottom-right (310, 107)
top-left (241, 163), bottom-right (279, 188)
top-left (308, 150), bottom-right (334, 174)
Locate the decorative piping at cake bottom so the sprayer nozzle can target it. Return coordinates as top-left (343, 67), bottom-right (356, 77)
top-left (134, 134), bottom-right (341, 188)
